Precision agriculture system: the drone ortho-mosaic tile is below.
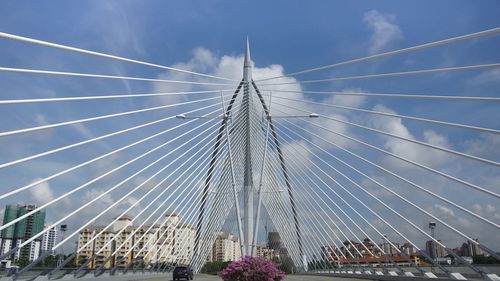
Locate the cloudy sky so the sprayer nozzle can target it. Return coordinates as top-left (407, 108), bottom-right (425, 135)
top-left (0, 0), bottom-right (499, 257)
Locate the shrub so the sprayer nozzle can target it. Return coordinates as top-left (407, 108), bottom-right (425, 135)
top-left (201, 261), bottom-right (230, 275)
top-left (218, 256), bottom-right (286, 281)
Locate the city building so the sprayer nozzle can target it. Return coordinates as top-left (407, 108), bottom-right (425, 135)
top-left (321, 238), bottom-right (422, 266)
top-left (76, 214), bottom-right (196, 269)
top-left (267, 232), bottom-right (282, 250)
top-left (174, 224), bottom-right (196, 265)
top-left (0, 204), bottom-right (46, 262)
top-left (380, 241), bottom-right (400, 255)
top-left (362, 238), bottom-right (381, 256)
top-left (425, 240), bottom-right (446, 259)
top-left (400, 242), bottom-right (417, 256)
top-left (211, 232), bottom-right (241, 262)
top-left (341, 240), bottom-right (366, 258)
top-left (460, 239), bottom-right (486, 257)
top-left (321, 245), bottom-right (341, 263)
top-left (41, 226), bottom-right (58, 256)
top-left (256, 245), bottom-right (275, 260)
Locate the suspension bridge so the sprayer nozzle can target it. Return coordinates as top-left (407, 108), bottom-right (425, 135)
top-left (0, 27), bottom-right (499, 281)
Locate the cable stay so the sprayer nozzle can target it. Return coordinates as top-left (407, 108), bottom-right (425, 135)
top-left (258, 63), bottom-right (500, 86)
top-left (266, 94), bottom-right (500, 135)
top-left (0, 31), bottom-right (236, 82)
top-left (256, 27), bottom-right (500, 81)
top-left (256, 88), bottom-right (500, 102)
top-left (268, 99), bottom-right (500, 167)
top-left (0, 94), bottom-right (232, 138)
top-left (0, 89), bottom-right (234, 104)
top-left (0, 66), bottom-right (238, 86)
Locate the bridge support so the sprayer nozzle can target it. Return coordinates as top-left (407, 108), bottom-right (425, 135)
top-left (242, 38), bottom-right (253, 257)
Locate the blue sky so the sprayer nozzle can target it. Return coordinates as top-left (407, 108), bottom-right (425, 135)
top-left (0, 0), bottom-right (499, 257)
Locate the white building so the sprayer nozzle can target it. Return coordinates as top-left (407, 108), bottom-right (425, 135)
top-left (0, 238), bottom-right (13, 256)
top-left (174, 224), bottom-right (196, 265)
top-left (212, 232), bottom-right (241, 262)
top-left (76, 214), bottom-right (196, 269)
top-left (28, 241), bottom-right (42, 261)
top-left (41, 226), bottom-right (58, 256)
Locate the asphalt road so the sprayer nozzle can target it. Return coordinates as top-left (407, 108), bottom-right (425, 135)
top-left (142, 274), bottom-right (367, 281)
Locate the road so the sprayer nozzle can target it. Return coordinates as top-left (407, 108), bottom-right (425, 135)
top-left (141, 274), bottom-right (367, 281)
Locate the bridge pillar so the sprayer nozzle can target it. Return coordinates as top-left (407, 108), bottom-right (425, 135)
top-left (242, 37), bottom-right (253, 257)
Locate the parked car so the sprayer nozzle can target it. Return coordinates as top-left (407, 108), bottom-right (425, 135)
top-left (173, 265), bottom-right (193, 280)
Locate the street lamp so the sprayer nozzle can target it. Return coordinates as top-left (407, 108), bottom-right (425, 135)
top-left (428, 222), bottom-right (436, 239)
top-left (428, 222), bottom-right (437, 260)
top-left (176, 113), bottom-right (227, 119)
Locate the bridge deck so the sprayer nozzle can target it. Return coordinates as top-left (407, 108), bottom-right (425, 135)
top-left (141, 274), bottom-right (367, 281)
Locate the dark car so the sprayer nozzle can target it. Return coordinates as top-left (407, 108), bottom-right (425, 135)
top-left (173, 265), bottom-right (193, 280)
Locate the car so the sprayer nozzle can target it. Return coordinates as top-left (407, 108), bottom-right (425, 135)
top-left (172, 265), bottom-right (193, 280)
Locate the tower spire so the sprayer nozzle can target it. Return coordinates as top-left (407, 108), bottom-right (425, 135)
top-left (243, 37), bottom-right (252, 81)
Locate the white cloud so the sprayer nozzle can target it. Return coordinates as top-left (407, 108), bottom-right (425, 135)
top-left (149, 47), bottom-right (303, 112)
top-left (472, 203), bottom-right (500, 221)
top-left (363, 10), bottom-right (403, 54)
top-left (368, 104), bottom-right (451, 169)
top-left (150, 48), bottom-right (218, 105)
top-left (464, 134), bottom-right (500, 159)
top-left (29, 178), bottom-right (55, 205)
top-left (281, 140), bottom-right (312, 172)
top-left (325, 88), bottom-right (367, 108)
top-left (469, 69), bottom-right (500, 84)
top-left (434, 204), bottom-right (456, 218)
top-left (84, 188), bottom-right (115, 206)
top-left (34, 114), bottom-right (49, 125)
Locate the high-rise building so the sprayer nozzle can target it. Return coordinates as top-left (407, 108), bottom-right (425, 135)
top-left (174, 224), bottom-right (196, 265)
top-left (211, 232), bottom-right (241, 262)
top-left (256, 245), bottom-right (275, 260)
top-left (76, 214), bottom-right (196, 269)
top-left (460, 239), bottom-right (486, 257)
top-left (400, 242), bottom-right (417, 256)
top-left (0, 204), bottom-right (46, 262)
top-left (41, 226), bottom-right (58, 256)
top-left (380, 241), bottom-right (400, 255)
top-left (425, 240), bottom-right (446, 259)
top-left (267, 232), bottom-right (282, 250)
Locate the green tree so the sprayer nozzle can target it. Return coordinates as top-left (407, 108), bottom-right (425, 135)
top-left (473, 255), bottom-right (500, 264)
top-left (64, 254), bottom-right (77, 268)
top-left (200, 261), bottom-right (230, 275)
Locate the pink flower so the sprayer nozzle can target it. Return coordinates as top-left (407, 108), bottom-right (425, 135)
top-left (218, 256), bottom-right (286, 281)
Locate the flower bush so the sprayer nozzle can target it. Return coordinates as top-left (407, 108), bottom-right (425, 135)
top-left (218, 256), bottom-right (286, 281)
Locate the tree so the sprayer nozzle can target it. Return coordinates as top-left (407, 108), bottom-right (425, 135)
top-left (64, 254), bottom-right (77, 268)
top-left (201, 261), bottom-right (230, 275)
top-left (473, 255), bottom-right (500, 264)
top-left (218, 256), bottom-right (285, 281)
top-left (40, 255), bottom-right (57, 267)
